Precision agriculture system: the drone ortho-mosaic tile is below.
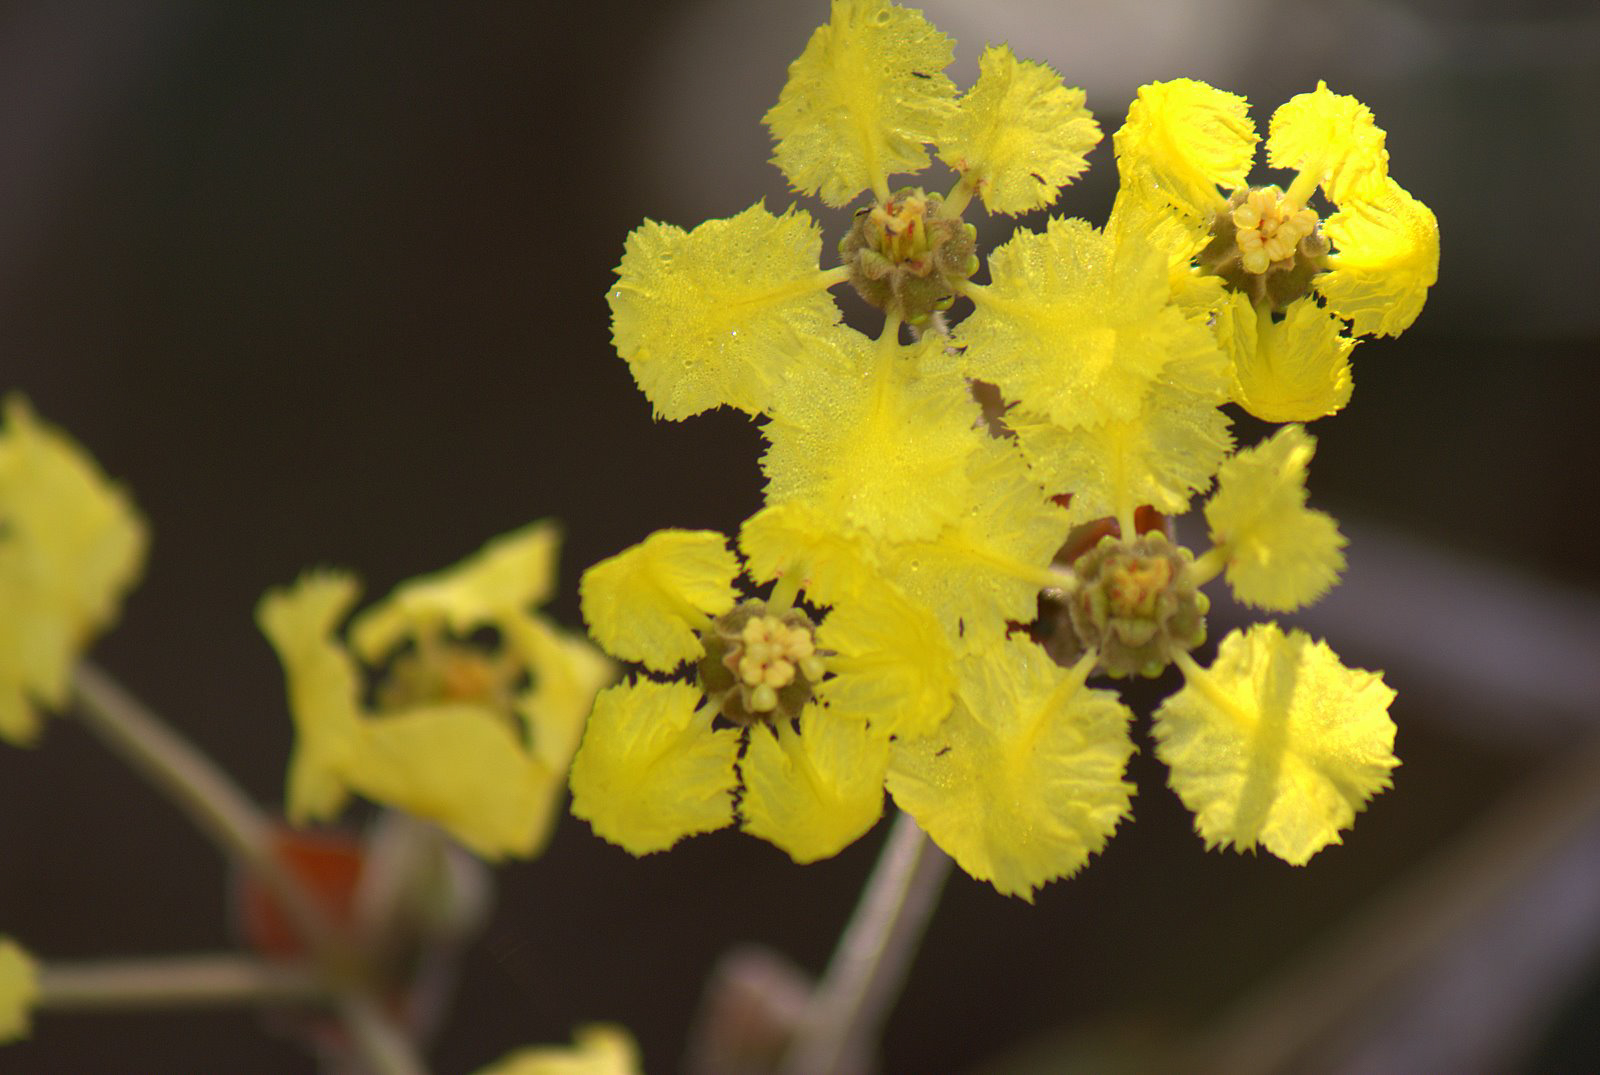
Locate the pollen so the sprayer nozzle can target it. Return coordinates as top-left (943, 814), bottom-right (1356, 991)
top-left (1231, 187), bottom-right (1320, 275)
top-left (735, 616), bottom-right (823, 713)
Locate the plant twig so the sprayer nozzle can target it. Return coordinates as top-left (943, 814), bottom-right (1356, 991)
top-left (37, 953), bottom-right (322, 1010)
top-left (780, 811), bottom-right (951, 1075)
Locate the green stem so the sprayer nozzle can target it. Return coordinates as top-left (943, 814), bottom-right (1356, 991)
top-left (780, 811), bottom-right (952, 1075)
top-left (37, 953), bottom-right (322, 1011)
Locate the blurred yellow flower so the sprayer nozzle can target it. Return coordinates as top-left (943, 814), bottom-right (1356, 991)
top-left (0, 937), bottom-right (38, 1044)
top-left (258, 522), bottom-right (613, 859)
top-left (477, 1024), bottom-right (640, 1075)
top-left (0, 397), bottom-right (146, 746)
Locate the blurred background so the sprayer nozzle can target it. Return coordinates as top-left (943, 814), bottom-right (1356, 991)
top-left (2, 1), bottom-right (1598, 1071)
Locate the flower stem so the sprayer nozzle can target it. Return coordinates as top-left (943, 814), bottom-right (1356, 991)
top-left (780, 810), bottom-right (951, 1075)
top-left (69, 661), bottom-right (334, 951)
top-left (37, 953), bottom-right (322, 1011)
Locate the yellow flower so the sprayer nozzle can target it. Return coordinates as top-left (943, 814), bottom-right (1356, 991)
top-left (1111, 79), bottom-right (1439, 421)
top-left (886, 641), bottom-right (1136, 900)
top-left (476, 1024), bottom-right (640, 1075)
top-left (1156, 624), bottom-right (1397, 865)
top-left (0, 397), bottom-right (147, 746)
top-left (258, 522), bottom-right (612, 859)
top-left (571, 529), bottom-right (954, 862)
top-left (0, 937), bottom-right (39, 1044)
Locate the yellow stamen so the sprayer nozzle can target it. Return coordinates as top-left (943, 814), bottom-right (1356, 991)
top-left (1231, 187), bottom-right (1320, 275)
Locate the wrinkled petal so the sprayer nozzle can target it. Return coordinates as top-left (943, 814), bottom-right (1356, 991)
top-left (1317, 176), bottom-right (1439, 337)
top-left (1218, 294), bottom-right (1355, 423)
top-left (1113, 78), bottom-right (1256, 222)
top-left (740, 708), bottom-right (889, 863)
top-left (1267, 81), bottom-right (1388, 206)
top-left (608, 204), bottom-right (842, 419)
top-left (1155, 625), bottom-right (1397, 865)
top-left (580, 530), bottom-right (740, 672)
top-left (350, 521), bottom-right (561, 660)
top-left (764, 0), bottom-right (957, 205)
top-left (815, 577), bottom-right (956, 739)
top-left (1204, 425), bottom-right (1346, 611)
top-left (937, 45), bottom-right (1100, 215)
top-left (887, 642), bottom-right (1135, 900)
top-left (569, 681), bottom-right (739, 854)
top-left (504, 614), bottom-right (616, 771)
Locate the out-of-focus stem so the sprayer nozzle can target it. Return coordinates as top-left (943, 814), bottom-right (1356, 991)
top-left (780, 810), bottom-right (952, 1075)
top-left (37, 953), bottom-right (321, 1010)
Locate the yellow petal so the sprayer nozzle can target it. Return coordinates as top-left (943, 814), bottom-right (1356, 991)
top-left (740, 709), bottom-right (889, 863)
top-left (887, 642), bottom-right (1135, 900)
top-left (1267, 81), bottom-right (1388, 206)
top-left (504, 614), bottom-right (616, 772)
top-left (608, 204), bottom-right (841, 419)
top-left (1155, 625), bottom-right (1398, 865)
top-left (1204, 425), bottom-right (1346, 612)
top-left (1316, 176), bottom-right (1440, 337)
top-left (352, 702), bottom-right (560, 859)
top-left (0, 937), bottom-right (39, 1044)
top-left (475, 1024), bottom-right (641, 1075)
top-left (739, 501), bottom-right (880, 610)
top-left (350, 521), bottom-right (561, 661)
top-left (815, 578), bottom-right (956, 739)
top-left (937, 45), bottom-right (1100, 215)
top-left (1014, 352), bottom-right (1232, 524)
top-left (257, 572), bottom-right (367, 823)
top-left (579, 530), bottom-right (740, 672)
top-left (764, 0), bottom-right (957, 205)
top-left (1112, 78), bottom-right (1256, 222)
top-left (1218, 294), bottom-right (1355, 423)
top-left (963, 218), bottom-right (1218, 431)
top-left (0, 397), bottom-right (147, 745)
top-left (568, 680), bottom-right (739, 854)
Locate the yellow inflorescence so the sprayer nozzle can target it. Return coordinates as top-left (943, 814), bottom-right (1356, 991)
top-left (586, 0), bottom-right (1429, 888)
top-left (1232, 187), bottom-right (1321, 274)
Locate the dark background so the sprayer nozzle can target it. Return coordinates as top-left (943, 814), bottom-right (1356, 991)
top-left (3, 2), bottom-right (1598, 1072)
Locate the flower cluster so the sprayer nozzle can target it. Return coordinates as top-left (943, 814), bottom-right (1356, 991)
top-left (582, 0), bottom-right (1433, 897)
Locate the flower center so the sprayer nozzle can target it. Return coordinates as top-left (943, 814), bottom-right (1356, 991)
top-left (375, 638), bottom-right (520, 713)
top-left (1197, 185), bottom-right (1331, 311)
top-left (838, 186), bottom-right (978, 326)
top-left (1230, 187), bottom-right (1320, 275)
top-left (1065, 532), bottom-right (1209, 679)
top-left (696, 601), bottom-right (826, 725)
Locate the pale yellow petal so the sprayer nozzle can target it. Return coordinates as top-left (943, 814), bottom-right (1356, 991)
top-left (815, 578), bottom-right (956, 739)
top-left (257, 572), bottom-right (367, 823)
top-left (740, 709), bottom-right (889, 863)
top-left (350, 521), bottom-right (560, 660)
top-left (764, 0), bottom-right (957, 205)
top-left (1113, 78), bottom-right (1256, 222)
top-left (475, 1025), bottom-right (641, 1075)
top-left (1218, 294), bottom-right (1355, 423)
top-left (568, 680), bottom-right (739, 854)
top-left (579, 530), bottom-right (740, 672)
top-left (1155, 625), bottom-right (1398, 865)
top-left (352, 702), bottom-right (559, 859)
top-left (608, 204), bottom-right (841, 419)
top-left (937, 45), bottom-right (1100, 215)
top-left (0, 397), bottom-right (147, 744)
top-left (0, 937), bottom-right (39, 1044)
top-left (886, 642), bottom-right (1135, 900)
top-left (504, 615), bottom-right (617, 772)
top-left (739, 501), bottom-right (880, 610)
top-left (963, 218), bottom-right (1217, 431)
top-left (1204, 425), bottom-right (1346, 612)
top-left (1316, 177), bottom-right (1439, 337)
top-left (1267, 81), bottom-right (1388, 205)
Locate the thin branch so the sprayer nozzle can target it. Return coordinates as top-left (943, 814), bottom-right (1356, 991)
top-left (37, 953), bottom-right (322, 1011)
top-left (780, 811), bottom-right (952, 1075)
